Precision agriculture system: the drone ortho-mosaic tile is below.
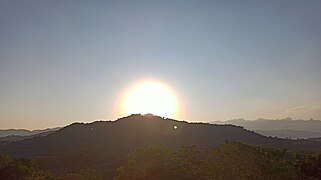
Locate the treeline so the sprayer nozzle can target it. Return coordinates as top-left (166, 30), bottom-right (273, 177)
top-left (0, 154), bottom-right (102, 180)
top-left (0, 154), bottom-right (53, 179)
top-left (1, 141), bottom-right (321, 179)
top-left (115, 141), bottom-right (321, 180)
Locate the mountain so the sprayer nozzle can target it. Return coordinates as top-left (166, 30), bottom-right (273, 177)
top-left (1, 114), bottom-right (321, 174)
top-left (0, 130), bottom-right (59, 143)
top-left (0, 127), bottom-right (60, 137)
top-left (255, 130), bottom-right (321, 139)
top-left (212, 118), bottom-right (321, 139)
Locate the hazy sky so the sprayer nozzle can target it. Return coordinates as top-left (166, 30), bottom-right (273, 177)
top-left (1, 0), bottom-right (321, 129)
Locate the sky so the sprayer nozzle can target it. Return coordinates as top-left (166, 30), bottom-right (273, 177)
top-left (1, 0), bottom-right (321, 129)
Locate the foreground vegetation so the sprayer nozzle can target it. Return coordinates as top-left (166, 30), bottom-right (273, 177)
top-left (1, 141), bottom-right (321, 179)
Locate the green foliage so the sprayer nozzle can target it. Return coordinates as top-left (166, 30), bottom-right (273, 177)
top-left (204, 141), bottom-right (297, 180)
top-left (3, 115), bottom-right (321, 179)
top-left (296, 152), bottom-right (321, 179)
top-left (2, 140), bottom-right (321, 179)
top-left (115, 146), bottom-right (173, 180)
top-left (0, 154), bottom-right (54, 180)
top-left (0, 154), bottom-right (14, 169)
top-left (115, 142), bottom-right (300, 180)
top-left (169, 145), bottom-right (203, 179)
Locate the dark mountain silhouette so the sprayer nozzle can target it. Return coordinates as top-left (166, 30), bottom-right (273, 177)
top-left (212, 118), bottom-right (321, 139)
top-left (0, 127), bottom-right (60, 137)
top-left (0, 130), bottom-right (58, 143)
top-left (1, 114), bottom-right (321, 174)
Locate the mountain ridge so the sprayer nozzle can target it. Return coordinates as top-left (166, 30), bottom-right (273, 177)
top-left (0, 127), bottom-right (60, 137)
top-left (212, 118), bottom-right (321, 139)
top-left (2, 114), bottom-right (321, 154)
top-left (1, 114), bottom-right (321, 174)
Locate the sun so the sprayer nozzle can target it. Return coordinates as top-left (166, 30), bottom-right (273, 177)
top-left (121, 81), bottom-right (179, 118)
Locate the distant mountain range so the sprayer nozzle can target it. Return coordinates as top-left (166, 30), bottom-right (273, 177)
top-left (212, 118), bottom-right (321, 139)
top-left (0, 127), bottom-right (60, 137)
top-left (0, 127), bottom-right (60, 143)
top-left (1, 114), bottom-right (321, 174)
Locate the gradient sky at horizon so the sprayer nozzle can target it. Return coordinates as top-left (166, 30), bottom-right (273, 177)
top-left (1, 0), bottom-right (321, 129)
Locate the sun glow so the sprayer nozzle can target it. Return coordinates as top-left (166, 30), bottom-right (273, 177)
top-left (121, 81), bottom-right (179, 118)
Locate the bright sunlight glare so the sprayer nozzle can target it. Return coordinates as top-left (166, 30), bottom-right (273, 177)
top-left (122, 81), bottom-right (179, 118)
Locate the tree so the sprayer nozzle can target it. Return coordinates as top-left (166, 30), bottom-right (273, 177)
top-left (114, 142), bottom-right (298, 180)
top-left (114, 146), bottom-right (173, 180)
top-left (296, 152), bottom-right (321, 179)
top-left (0, 154), bottom-right (54, 180)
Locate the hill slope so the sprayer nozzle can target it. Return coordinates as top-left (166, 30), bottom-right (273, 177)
top-left (0, 130), bottom-right (58, 143)
top-left (212, 118), bottom-right (321, 139)
top-left (1, 114), bottom-right (321, 173)
top-left (0, 127), bottom-right (60, 137)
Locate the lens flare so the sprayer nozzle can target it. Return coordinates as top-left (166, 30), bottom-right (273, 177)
top-left (121, 81), bottom-right (179, 118)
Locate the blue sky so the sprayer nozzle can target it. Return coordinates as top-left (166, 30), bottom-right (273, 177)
top-left (1, 0), bottom-right (321, 129)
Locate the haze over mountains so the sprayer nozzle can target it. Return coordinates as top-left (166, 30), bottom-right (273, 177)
top-left (212, 118), bottom-right (321, 139)
top-left (1, 115), bottom-right (321, 173)
top-left (0, 128), bottom-right (60, 143)
top-left (0, 127), bottom-right (60, 137)
top-left (2, 117), bottom-right (321, 144)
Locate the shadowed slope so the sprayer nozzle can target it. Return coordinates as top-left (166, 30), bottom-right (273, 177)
top-left (1, 114), bottom-right (321, 174)
top-left (1, 114), bottom-right (321, 156)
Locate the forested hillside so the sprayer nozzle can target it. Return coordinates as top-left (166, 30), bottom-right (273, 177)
top-left (1, 114), bottom-right (321, 179)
